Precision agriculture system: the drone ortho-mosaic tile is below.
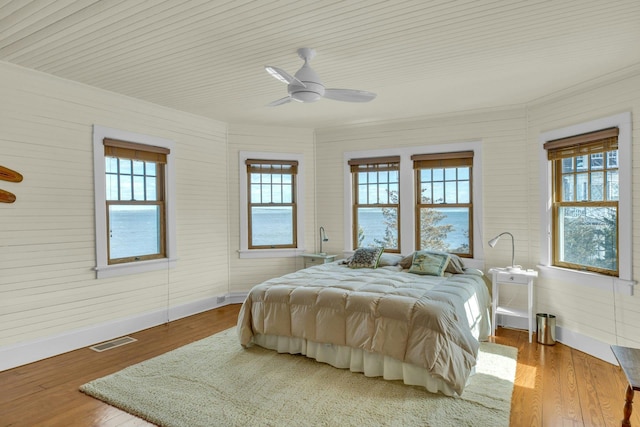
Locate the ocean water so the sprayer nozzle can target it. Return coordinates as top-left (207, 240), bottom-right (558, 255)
top-left (357, 208), bottom-right (469, 251)
top-left (109, 207), bottom-right (469, 256)
top-left (109, 206), bottom-right (161, 259)
top-left (248, 207), bottom-right (469, 250)
top-left (251, 207), bottom-right (294, 246)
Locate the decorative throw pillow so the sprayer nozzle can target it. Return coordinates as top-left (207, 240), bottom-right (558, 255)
top-left (377, 253), bottom-right (403, 267)
top-left (348, 247), bottom-right (384, 269)
top-left (445, 253), bottom-right (465, 274)
top-left (400, 251), bottom-right (465, 274)
top-left (399, 254), bottom-right (414, 269)
top-left (408, 250), bottom-right (451, 276)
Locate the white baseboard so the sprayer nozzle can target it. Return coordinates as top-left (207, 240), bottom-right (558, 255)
top-left (497, 314), bottom-right (616, 365)
top-left (0, 294), bottom-right (244, 372)
top-left (227, 292), bottom-right (248, 304)
top-left (2, 295), bottom-right (615, 372)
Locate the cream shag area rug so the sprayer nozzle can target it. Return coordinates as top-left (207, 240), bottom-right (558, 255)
top-left (80, 328), bottom-right (517, 427)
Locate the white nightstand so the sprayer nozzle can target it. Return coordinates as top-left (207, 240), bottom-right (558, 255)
top-left (301, 253), bottom-right (336, 268)
top-left (489, 267), bottom-right (538, 343)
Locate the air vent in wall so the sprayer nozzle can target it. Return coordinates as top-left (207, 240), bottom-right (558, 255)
top-left (90, 336), bottom-right (137, 352)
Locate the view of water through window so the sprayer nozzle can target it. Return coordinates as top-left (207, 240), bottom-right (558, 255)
top-left (249, 207), bottom-right (468, 250)
top-left (109, 206), bottom-right (160, 259)
top-left (110, 207), bottom-right (468, 255)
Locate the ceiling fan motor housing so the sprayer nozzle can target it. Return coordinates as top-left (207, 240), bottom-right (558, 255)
top-left (289, 63), bottom-right (325, 102)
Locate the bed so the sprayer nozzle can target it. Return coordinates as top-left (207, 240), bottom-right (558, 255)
top-left (236, 250), bottom-right (492, 396)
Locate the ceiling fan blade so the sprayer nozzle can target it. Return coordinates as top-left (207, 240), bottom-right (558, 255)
top-left (265, 66), bottom-right (306, 87)
top-left (323, 89), bottom-right (377, 103)
top-left (267, 96), bottom-right (293, 107)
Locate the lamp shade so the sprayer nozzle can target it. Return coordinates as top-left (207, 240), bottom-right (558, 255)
top-left (487, 231), bottom-right (520, 270)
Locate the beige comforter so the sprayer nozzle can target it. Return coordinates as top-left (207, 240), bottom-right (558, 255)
top-left (237, 262), bottom-right (491, 394)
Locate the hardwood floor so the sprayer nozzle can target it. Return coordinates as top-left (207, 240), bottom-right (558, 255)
top-left (0, 304), bottom-right (634, 427)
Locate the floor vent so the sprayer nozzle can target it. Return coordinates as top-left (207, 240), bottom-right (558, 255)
top-left (90, 336), bottom-right (137, 352)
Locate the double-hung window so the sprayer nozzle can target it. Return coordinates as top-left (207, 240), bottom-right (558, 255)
top-left (246, 159), bottom-right (298, 249)
top-left (412, 151), bottom-right (473, 257)
top-left (104, 139), bottom-right (168, 264)
top-left (344, 142), bottom-right (483, 262)
top-left (348, 156), bottom-right (400, 252)
top-left (93, 126), bottom-right (176, 278)
top-left (544, 128), bottom-right (619, 276)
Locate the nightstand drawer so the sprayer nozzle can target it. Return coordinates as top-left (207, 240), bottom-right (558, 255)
top-left (305, 256), bottom-right (326, 266)
top-left (301, 254), bottom-right (336, 269)
top-left (496, 272), bottom-right (529, 285)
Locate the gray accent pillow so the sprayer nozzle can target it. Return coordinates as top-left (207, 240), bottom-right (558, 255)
top-left (399, 251), bottom-right (466, 274)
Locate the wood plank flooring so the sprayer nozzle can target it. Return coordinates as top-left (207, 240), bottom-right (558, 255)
top-left (0, 304), bottom-right (634, 426)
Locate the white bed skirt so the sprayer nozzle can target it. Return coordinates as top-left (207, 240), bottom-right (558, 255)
top-left (253, 333), bottom-right (475, 396)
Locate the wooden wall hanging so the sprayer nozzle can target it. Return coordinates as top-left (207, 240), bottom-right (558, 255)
top-left (0, 165), bottom-right (23, 204)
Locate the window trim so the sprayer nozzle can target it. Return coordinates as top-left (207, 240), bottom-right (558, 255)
top-left (343, 141), bottom-right (484, 266)
top-left (538, 112), bottom-right (634, 295)
top-left (349, 156), bottom-right (401, 252)
top-left (412, 151), bottom-right (474, 257)
top-left (93, 125), bottom-right (177, 278)
top-left (246, 159), bottom-right (298, 250)
top-left (547, 130), bottom-right (619, 276)
top-left (238, 151), bottom-right (305, 259)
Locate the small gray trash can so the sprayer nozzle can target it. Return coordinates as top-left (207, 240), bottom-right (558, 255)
top-left (536, 313), bottom-right (556, 345)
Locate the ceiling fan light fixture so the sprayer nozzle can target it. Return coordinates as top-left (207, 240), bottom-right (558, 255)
top-left (291, 91), bottom-right (322, 102)
top-left (288, 80), bottom-right (325, 103)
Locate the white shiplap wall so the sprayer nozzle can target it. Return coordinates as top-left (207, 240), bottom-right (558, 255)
top-left (527, 72), bottom-right (640, 349)
top-left (315, 107), bottom-right (531, 264)
top-left (2, 53), bottom-right (639, 370)
top-left (314, 108), bottom-right (535, 322)
top-left (314, 70), bottom-right (640, 358)
top-left (0, 61), bottom-right (228, 353)
top-left (226, 124), bottom-right (315, 293)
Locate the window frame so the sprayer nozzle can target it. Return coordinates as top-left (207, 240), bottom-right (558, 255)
top-left (239, 151), bottom-right (305, 259)
top-left (412, 151), bottom-right (474, 257)
top-left (343, 142), bottom-right (484, 266)
top-left (349, 156), bottom-right (401, 252)
top-left (93, 125), bottom-right (176, 278)
top-left (539, 112), bottom-right (634, 294)
top-left (246, 159), bottom-right (298, 250)
top-left (546, 129), bottom-right (619, 276)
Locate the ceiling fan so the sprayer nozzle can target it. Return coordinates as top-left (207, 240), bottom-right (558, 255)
top-left (265, 48), bottom-right (377, 106)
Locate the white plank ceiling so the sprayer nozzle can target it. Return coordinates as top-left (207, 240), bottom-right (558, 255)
top-left (1, 0), bottom-right (640, 128)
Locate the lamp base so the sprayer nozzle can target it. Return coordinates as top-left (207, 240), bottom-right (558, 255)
top-left (506, 265), bottom-right (523, 272)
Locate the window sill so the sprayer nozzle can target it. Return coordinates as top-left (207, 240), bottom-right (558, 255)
top-left (95, 258), bottom-right (177, 279)
top-left (536, 264), bottom-right (635, 296)
top-left (238, 249), bottom-right (306, 259)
